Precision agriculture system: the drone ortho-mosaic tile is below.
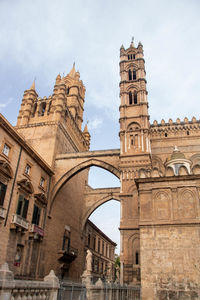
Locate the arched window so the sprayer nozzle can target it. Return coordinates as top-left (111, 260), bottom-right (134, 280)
top-left (40, 102), bottom-right (46, 116)
top-left (134, 92), bottom-right (137, 104)
top-left (133, 70), bottom-right (136, 80)
top-left (129, 92), bottom-right (132, 105)
top-left (47, 101), bottom-right (52, 114)
top-left (130, 135), bottom-right (134, 146)
top-left (136, 251), bottom-right (139, 264)
top-left (32, 103), bottom-right (37, 117)
top-left (128, 69), bottom-right (132, 81)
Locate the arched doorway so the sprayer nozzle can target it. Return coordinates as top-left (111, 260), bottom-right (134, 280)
top-left (43, 164), bottom-right (120, 281)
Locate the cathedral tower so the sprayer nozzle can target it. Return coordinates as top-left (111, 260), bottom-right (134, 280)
top-left (119, 40), bottom-right (151, 284)
top-left (119, 38), bottom-right (150, 159)
top-left (16, 65), bottom-right (90, 167)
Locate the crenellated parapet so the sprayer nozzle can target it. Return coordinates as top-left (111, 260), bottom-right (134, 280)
top-left (150, 116), bottom-right (200, 138)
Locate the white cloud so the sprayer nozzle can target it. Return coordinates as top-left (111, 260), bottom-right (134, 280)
top-left (87, 117), bottom-right (103, 131)
top-left (0, 98), bottom-right (13, 112)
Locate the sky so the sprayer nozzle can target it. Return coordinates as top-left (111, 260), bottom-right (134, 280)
top-left (0, 0), bottom-right (200, 253)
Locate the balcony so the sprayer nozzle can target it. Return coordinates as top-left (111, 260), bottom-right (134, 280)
top-left (0, 206), bottom-right (6, 219)
top-left (58, 246), bottom-right (78, 264)
top-left (29, 224), bottom-right (44, 237)
top-left (11, 214), bottom-right (29, 230)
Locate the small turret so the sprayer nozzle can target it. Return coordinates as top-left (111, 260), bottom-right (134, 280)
top-left (17, 80), bottom-right (38, 126)
top-left (83, 123), bottom-right (91, 150)
top-left (56, 74), bottom-right (61, 84)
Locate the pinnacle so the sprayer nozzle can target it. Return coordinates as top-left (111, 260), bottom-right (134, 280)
top-left (130, 37), bottom-right (134, 47)
top-left (83, 123), bottom-right (89, 133)
top-left (68, 62), bottom-right (76, 78)
top-left (30, 80), bottom-right (35, 90)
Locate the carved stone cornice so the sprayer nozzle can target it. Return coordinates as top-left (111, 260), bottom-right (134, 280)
top-left (17, 179), bottom-right (34, 194)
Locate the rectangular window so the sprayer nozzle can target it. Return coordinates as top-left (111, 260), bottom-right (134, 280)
top-left (25, 164), bottom-right (31, 175)
top-left (93, 236), bottom-right (96, 250)
top-left (32, 204), bottom-right (41, 225)
top-left (16, 195), bottom-right (29, 219)
top-left (39, 177), bottom-right (45, 188)
top-left (87, 234), bottom-right (91, 247)
top-left (0, 182), bottom-right (7, 206)
top-left (3, 144), bottom-right (10, 156)
top-left (98, 238), bottom-right (100, 253)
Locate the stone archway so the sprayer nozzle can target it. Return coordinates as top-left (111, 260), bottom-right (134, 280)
top-left (49, 158), bottom-right (120, 215)
top-left (81, 190), bottom-right (121, 233)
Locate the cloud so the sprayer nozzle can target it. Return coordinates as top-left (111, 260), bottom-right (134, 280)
top-left (0, 98), bottom-right (13, 112)
top-left (87, 117), bottom-right (103, 131)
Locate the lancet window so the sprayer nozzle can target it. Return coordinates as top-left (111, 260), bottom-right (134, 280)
top-left (128, 54), bottom-right (135, 60)
top-left (128, 69), bottom-right (137, 81)
top-left (128, 91), bottom-right (138, 105)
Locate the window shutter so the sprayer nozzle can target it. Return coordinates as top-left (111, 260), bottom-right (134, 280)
top-left (16, 195), bottom-right (24, 215)
top-left (22, 199), bottom-right (29, 219)
top-left (0, 182), bottom-right (7, 206)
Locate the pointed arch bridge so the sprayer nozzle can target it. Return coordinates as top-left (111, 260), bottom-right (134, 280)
top-left (49, 149), bottom-right (120, 213)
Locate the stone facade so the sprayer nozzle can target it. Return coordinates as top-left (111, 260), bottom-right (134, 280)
top-left (0, 39), bottom-right (200, 299)
top-left (85, 219), bottom-right (116, 282)
top-left (0, 114), bottom-right (53, 279)
top-left (0, 65), bottom-right (118, 282)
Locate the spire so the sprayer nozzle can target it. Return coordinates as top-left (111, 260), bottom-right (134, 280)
top-left (30, 80), bottom-right (35, 90)
top-left (56, 74), bottom-right (61, 84)
top-left (83, 123), bottom-right (89, 133)
top-left (138, 41), bottom-right (143, 47)
top-left (130, 37), bottom-right (134, 47)
top-left (68, 62), bottom-right (76, 78)
top-left (83, 122), bottom-right (90, 149)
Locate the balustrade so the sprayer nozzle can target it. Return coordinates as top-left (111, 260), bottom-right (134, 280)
top-left (0, 263), bottom-right (59, 300)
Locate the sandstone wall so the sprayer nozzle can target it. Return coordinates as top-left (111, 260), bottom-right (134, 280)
top-left (136, 175), bottom-right (200, 299)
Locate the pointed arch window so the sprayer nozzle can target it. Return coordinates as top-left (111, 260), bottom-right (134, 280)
top-left (128, 69), bottom-right (132, 81)
top-left (39, 102), bottom-right (46, 116)
top-left (47, 100), bottom-right (52, 114)
top-left (32, 103), bottom-right (37, 117)
top-left (136, 251), bottom-right (139, 265)
top-left (129, 92), bottom-right (133, 105)
top-left (134, 92), bottom-right (137, 104)
top-left (133, 70), bottom-right (136, 80)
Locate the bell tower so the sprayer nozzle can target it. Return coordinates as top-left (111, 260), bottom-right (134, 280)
top-left (119, 38), bottom-right (151, 158)
top-left (16, 65), bottom-right (90, 167)
top-left (119, 40), bottom-right (151, 284)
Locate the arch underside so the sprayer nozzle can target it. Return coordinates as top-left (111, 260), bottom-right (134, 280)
top-left (49, 158), bottom-right (120, 214)
top-left (81, 189), bottom-right (120, 232)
